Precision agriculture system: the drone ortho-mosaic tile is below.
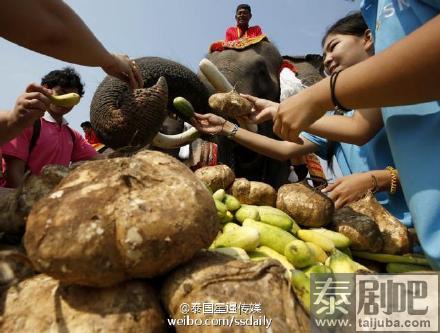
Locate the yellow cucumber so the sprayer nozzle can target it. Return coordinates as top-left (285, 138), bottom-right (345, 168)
top-left (327, 249), bottom-right (370, 273)
top-left (257, 246), bottom-right (294, 277)
top-left (310, 228), bottom-right (351, 248)
top-left (306, 242), bottom-right (328, 264)
top-left (258, 206), bottom-right (298, 232)
top-left (297, 229), bottom-right (335, 252)
top-left (224, 194), bottom-right (241, 211)
top-left (303, 263), bottom-right (333, 278)
top-left (290, 269), bottom-right (311, 313)
top-left (212, 189), bottom-right (226, 201)
top-left (248, 250), bottom-right (269, 262)
top-left (212, 226), bottom-right (259, 251)
top-left (284, 240), bottom-right (316, 268)
top-left (243, 219), bottom-right (296, 254)
top-left (211, 247), bottom-right (250, 260)
top-left (214, 199), bottom-right (227, 221)
top-left (223, 222), bottom-right (240, 233)
top-left (235, 205), bottom-right (259, 223)
top-left (221, 210), bottom-right (234, 223)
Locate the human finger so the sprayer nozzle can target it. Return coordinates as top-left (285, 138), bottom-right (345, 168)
top-left (131, 60), bottom-right (143, 88)
top-left (194, 113), bottom-right (212, 120)
top-left (25, 91), bottom-right (51, 107)
top-left (129, 59), bottom-right (143, 89)
top-left (322, 182), bottom-right (337, 193)
top-left (334, 197), bottom-right (346, 209)
top-left (25, 83), bottom-right (52, 96)
top-left (24, 98), bottom-right (49, 111)
top-left (280, 123), bottom-right (291, 141)
top-left (273, 118), bottom-right (282, 137)
top-left (240, 93), bottom-right (258, 103)
top-left (286, 128), bottom-right (303, 144)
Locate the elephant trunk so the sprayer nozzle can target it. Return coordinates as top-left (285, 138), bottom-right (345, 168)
top-left (91, 76), bottom-right (168, 149)
top-left (91, 57), bottom-right (211, 150)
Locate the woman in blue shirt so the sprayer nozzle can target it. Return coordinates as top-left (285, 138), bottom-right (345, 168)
top-left (273, 1), bottom-right (440, 268)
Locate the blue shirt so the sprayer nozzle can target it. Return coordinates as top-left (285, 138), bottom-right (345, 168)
top-left (361, 0), bottom-right (440, 268)
top-left (301, 112), bottom-right (412, 227)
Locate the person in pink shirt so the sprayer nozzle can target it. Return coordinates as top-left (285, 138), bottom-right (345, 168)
top-left (225, 4), bottom-right (263, 42)
top-left (1, 67), bottom-right (98, 188)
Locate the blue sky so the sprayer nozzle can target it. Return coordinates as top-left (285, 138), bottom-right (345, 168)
top-left (0, 0), bottom-right (360, 132)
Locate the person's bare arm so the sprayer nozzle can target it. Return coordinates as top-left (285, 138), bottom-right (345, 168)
top-left (307, 108), bottom-right (383, 145)
top-left (1, 0), bottom-right (112, 65)
top-left (274, 14), bottom-right (440, 142)
top-left (0, 0), bottom-right (142, 88)
top-left (3, 156), bottom-right (26, 188)
top-left (192, 113), bottom-right (318, 161)
top-left (322, 169), bottom-right (395, 209)
top-left (242, 95), bottom-right (383, 145)
top-left (226, 122), bottom-right (318, 161)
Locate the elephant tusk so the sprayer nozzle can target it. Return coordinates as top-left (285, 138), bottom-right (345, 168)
top-left (152, 127), bottom-right (200, 149)
top-left (199, 59), bottom-right (233, 93)
top-left (199, 59), bottom-right (258, 133)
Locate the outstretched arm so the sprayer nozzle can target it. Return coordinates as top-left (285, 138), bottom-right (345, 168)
top-left (0, 0), bottom-right (142, 88)
top-left (242, 95), bottom-right (383, 145)
top-left (307, 108), bottom-right (383, 146)
top-left (274, 14), bottom-right (440, 142)
top-left (192, 113), bottom-right (317, 161)
top-left (322, 169), bottom-right (397, 209)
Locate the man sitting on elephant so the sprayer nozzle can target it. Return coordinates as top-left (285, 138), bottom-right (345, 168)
top-left (225, 4), bottom-right (263, 42)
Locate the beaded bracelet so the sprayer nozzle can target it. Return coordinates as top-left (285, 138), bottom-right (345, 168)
top-left (386, 166), bottom-right (399, 194)
top-left (330, 70), bottom-right (351, 112)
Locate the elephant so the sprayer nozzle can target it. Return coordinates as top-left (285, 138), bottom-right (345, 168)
top-left (90, 57), bottom-right (210, 155)
top-left (198, 39), bottom-right (324, 188)
top-left (283, 54), bottom-right (324, 87)
top-left (90, 50), bottom-right (324, 188)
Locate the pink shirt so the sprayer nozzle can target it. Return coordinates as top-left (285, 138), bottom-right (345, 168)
top-left (1, 113), bottom-right (97, 185)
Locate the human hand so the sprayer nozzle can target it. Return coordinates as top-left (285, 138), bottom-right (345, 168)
top-left (273, 89), bottom-right (326, 144)
top-left (240, 94), bottom-right (278, 124)
top-left (9, 83), bottom-right (52, 129)
top-left (321, 172), bottom-right (372, 209)
top-left (102, 54), bottom-right (143, 89)
top-left (191, 113), bottom-right (228, 136)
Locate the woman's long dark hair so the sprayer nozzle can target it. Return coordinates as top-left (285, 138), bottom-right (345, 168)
top-left (322, 12), bottom-right (369, 48)
top-left (322, 12), bottom-right (369, 171)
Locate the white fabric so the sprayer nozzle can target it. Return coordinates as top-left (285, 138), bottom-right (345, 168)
top-left (279, 67), bottom-right (306, 101)
top-left (178, 122), bottom-right (192, 160)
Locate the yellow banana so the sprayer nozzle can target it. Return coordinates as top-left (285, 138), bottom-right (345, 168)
top-left (49, 93), bottom-right (80, 108)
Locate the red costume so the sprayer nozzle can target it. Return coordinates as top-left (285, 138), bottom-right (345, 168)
top-left (225, 25), bottom-right (263, 42)
top-left (85, 128), bottom-right (100, 145)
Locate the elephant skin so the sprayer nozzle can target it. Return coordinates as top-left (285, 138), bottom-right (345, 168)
top-left (199, 41), bottom-right (288, 189)
top-left (90, 57), bottom-right (210, 149)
